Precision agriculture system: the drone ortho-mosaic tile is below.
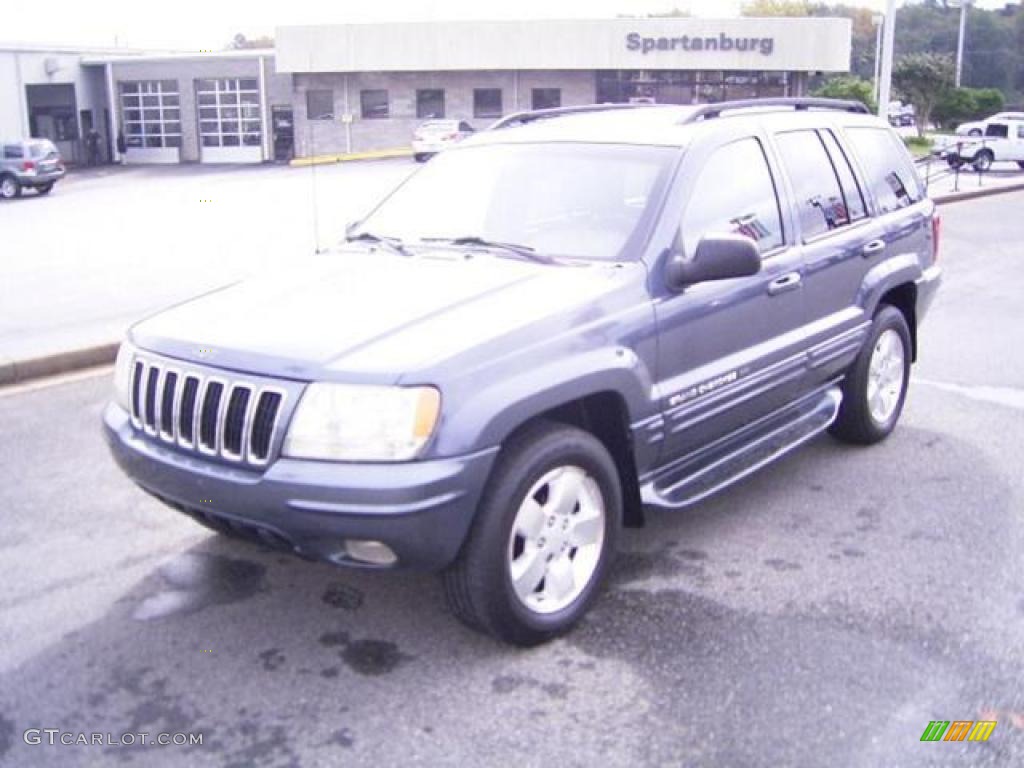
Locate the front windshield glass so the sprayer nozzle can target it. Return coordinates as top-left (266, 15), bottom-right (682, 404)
top-left (358, 142), bottom-right (676, 261)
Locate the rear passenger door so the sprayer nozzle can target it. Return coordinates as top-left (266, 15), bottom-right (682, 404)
top-left (771, 127), bottom-right (883, 386)
top-left (653, 134), bottom-right (807, 463)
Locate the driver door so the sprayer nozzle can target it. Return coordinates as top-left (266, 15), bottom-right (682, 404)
top-left (653, 134), bottom-right (809, 464)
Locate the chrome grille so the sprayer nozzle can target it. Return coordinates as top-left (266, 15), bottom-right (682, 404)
top-left (129, 355), bottom-right (286, 466)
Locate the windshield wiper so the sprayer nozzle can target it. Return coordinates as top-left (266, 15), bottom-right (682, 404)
top-left (345, 231), bottom-right (413, 257)
top-left (422, 236), bottom-right (557, 265)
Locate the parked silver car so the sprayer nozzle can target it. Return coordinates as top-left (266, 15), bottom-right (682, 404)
top-left (0, 139), bottom-right (65, 199)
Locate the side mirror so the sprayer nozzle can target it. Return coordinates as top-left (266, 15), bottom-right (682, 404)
top-left (665, 233), bottom-right (761, 292)
top-left (344, 220), bottom-right (361, 239)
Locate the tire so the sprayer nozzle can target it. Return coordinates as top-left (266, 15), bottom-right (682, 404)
top-left (0, 175), bottom-right (21, 199)
top-left (1017, 161), bottom-right (1024, 170)
top-left (830, 305), bottom-right (912, 445)
top-left (968, 128), bottom-right (982, 137)
top-left (413, 153), bottom-right (427, 163)
top-left (443, 420), bottom-right (621, 646)
top-left (946, 155), bottom-right (964, 170)
top-left (972, 150), bottom-right (994, 172)
top-left (36, 183), bottom-right (54, 195)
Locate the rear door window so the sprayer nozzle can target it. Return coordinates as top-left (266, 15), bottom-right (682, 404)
top-left (844, 126), bottom-right (923, 214)
top-left (682, 137), bottom-right (784, 255)
top-left (819, 130), bottom-right (867, 224)
top-left (774, 130), bottom-right (852, 240)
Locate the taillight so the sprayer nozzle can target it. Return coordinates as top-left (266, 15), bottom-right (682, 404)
top-left (931, 214), bottom-right (941, 263)
top-left (21, 160), bottom-right (35, 171)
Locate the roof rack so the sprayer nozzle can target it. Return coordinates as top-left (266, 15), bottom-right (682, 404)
top-left (488, 103), bottom-right (656, 130)
top-left (682, 97), bottom-right (870, 123)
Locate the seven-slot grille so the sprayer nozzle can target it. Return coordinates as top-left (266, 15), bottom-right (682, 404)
top-left (129, 356), bottom-right (285, 466)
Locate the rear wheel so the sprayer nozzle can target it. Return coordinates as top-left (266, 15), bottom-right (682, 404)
top-left (830, 305), bottom-right (912, 445)
top-left (972, 149), bottom-right (994, 172)
top-left (36, 183), bottom-right (54, 195)
top-left (0, 175), bottom-right (21, 199)
top-left (443, 420), bottom-right (621, 646)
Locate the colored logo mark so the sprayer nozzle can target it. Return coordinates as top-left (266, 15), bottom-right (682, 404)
top-left (920, 720), bottom-right (996, 742)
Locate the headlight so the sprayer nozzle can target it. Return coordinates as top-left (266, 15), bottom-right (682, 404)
top-left (282, 383), bottom-right (441, 462)
top-left (113, 341), bottom-right (136, 412)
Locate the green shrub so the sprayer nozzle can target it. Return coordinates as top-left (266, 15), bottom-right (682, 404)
top-left (812, 76), bottom-right (877, 113)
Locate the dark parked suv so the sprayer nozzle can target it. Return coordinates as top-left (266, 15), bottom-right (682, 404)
top-left (105, 98), bottom-right (941, 645)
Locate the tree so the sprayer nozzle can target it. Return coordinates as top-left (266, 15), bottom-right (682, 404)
top-left (741, 0), bottom-right (812, 15)
top-left (893, 53), bottom-right (954, 135)
top-left (972, 88), bottom-right (1004, 117)
top-left (813, 76), bottom-right (876, 112)
top-left (228, 33), bottom-right (275, 50)
top-left (932, 87), bottom-right (977, 129)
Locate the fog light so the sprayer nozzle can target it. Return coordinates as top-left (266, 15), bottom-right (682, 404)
top-left (345, 539), bottom-right (398, 566)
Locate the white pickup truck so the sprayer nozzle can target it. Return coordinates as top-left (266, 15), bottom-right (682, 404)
top-left (944, 119), bottom-right (1024, 171)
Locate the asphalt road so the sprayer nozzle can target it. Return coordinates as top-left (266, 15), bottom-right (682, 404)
top-left (1, 192), bottom-right (1023, 767)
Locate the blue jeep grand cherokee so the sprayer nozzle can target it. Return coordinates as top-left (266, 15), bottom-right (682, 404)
top-left (105, 99), bottom-right (941, 645)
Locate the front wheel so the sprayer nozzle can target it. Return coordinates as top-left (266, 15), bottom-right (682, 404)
top-left (830, 305), bottom-right (912, 445)
top-left (443, 421), bottom-right (621, 646)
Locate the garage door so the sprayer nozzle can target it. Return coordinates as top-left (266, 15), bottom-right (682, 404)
top-left (196, 78), bottom-right (263, 163)
top-left (120, 80), bottom-right (182, 164)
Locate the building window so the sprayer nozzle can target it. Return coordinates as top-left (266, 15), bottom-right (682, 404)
top-left (531, 88), bottom-right (561, 110)
top-left (360, 90), bottom-right (389, 119)
top-left (120, 80), bottom-right (182, 149)
top-left (473, 88), bottom-right (502, 119)
top-left (416, 89), bottom-right (445, 119)
top-left (196, 78), bottom-right (262, 148)
top-left (306, 89), bottom-right (334, 121)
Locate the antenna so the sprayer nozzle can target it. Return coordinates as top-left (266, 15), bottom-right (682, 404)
top-left (305, 49), bottom-right (324, 254)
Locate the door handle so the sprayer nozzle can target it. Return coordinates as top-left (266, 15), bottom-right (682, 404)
top-left (862, 239), bottom-right (886, 257)
top-left (767, 272), bottom-right (802, 296)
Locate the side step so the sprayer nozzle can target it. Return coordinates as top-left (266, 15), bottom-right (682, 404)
top-left (641, 386), bottom-right (842, 510)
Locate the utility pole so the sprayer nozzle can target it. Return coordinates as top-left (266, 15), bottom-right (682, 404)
top-left (877, 0), bottom-right (896, 119)
top-left (872, 14), bottom-right (884, 105)
top-left (955, 0), bottom-right (972, 88)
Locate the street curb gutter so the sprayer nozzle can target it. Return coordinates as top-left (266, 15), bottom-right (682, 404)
top-left (2, 179), bottom-right (1022, 389)
top-left (933, 180), bottom-right (1024, 205)
top-left (0, 343), bottom-right (118, 388)
top-left (290, 147), bottom-right (413, 167)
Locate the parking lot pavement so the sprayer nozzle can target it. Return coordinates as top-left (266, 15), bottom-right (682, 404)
top-left (0, 159), bottom-right (415, 367)
top-left (1, 193), bottom-right (1022, 767)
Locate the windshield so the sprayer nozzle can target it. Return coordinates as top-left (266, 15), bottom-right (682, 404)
top-left (358, 142), bottom-right (676, 261)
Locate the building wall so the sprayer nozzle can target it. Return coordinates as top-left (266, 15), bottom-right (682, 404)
top-left (277, 18), bottom-right (852, 74)
top-left (292, 69), bottom-right (596, 156)
top-left (0, 49), bottom-right (110, 162)
top-left (110, 57), bottom-right (268, 163)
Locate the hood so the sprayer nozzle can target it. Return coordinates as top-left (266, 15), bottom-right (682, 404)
top-left (130, 248), bottom-right (638, 382)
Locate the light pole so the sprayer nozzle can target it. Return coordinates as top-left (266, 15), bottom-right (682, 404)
top-left (955, 0), bottom-right (974, 88)
top-left (877, 0), bottom-right (897, 119)
top-left (872, 14), bottom-right (884, 105)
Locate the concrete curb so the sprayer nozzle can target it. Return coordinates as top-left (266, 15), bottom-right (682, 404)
top-left (933, 180), bottom-right (1024, 205)
top-left (0, 342), bottom-right (119, 388)
top-left (290, 148), bottom-right (413, 167)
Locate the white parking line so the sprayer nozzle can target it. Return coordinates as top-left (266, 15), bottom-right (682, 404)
top-left (914, 377), bottom-right (1024, 411)
top-left (0, 365), bottom-right (112, 398)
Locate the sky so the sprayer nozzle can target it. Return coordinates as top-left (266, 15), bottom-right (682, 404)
top-left (1, 0), bottom-right (1013, 51)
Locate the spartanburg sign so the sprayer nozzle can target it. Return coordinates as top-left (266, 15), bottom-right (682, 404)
top-left (626, 32), bottom-right (775, 56)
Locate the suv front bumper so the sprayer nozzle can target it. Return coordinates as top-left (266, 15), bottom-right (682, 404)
top-left (103, 403), bottom-right (498, 571)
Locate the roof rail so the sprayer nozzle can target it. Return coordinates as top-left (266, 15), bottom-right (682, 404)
top-left (682, 97), bottom-right (870, 123)
top-left (488, 103), bottom-right (656, 130)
